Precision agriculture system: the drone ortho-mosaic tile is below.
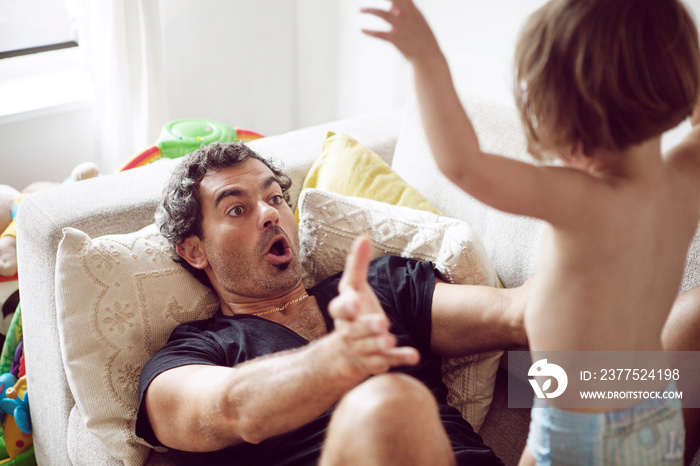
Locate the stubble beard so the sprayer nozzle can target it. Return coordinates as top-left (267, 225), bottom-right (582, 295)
top-left (209, 226), bottom-right (303, 299)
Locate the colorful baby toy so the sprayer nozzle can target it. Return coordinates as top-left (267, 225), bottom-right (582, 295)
top-left (0, 306), bottom-right (34, 465)
top-left (118, 119), bottom-right (264, 171)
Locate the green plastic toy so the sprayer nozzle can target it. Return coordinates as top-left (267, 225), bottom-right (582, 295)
top-left (118, 119), bottom-right (264, 171)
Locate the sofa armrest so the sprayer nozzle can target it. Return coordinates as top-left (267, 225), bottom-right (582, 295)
top-left (18, 161), bottom-right (178, 465)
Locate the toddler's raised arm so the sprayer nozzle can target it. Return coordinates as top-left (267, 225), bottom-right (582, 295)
top-left (362, 0), bottom-right (482, 187)
top-left (362, 0), bottom-right (596, 227)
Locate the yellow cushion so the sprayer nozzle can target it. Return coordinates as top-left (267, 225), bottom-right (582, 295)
top-left (1, 219), bottom-right (16, 239)
top-left (294, 132), bottom-right (442, 222)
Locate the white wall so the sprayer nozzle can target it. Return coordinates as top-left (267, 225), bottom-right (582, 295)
top-left (134, 0), bottom-right (556, 136)
top-left (160, 0), bottom-right (298, 135)
top-left (0, 107), bottom-right (96, 188)
top-left (156, 0), bottom-right (401, 133)
top-left (154, 0), bottom-right (700, 149)
top-left (3, 0), bottom-right (700, 188)
top-left (419, 0), bottom-right (548, 107)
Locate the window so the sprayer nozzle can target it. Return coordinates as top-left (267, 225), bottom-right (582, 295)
top-left (0, 0), bottom-right (89, 122)
top-left (0, 0), bottom-right (76, 60)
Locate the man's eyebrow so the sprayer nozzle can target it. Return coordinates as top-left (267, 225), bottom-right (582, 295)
top-left (214, 187), bottom-right (246, 209)
top-left (262, 176), bottom-right (280, 191)
top-left (213, 176), bottom-right (280, 208)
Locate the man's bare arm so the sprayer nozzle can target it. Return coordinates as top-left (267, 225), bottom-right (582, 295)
top-left (430, 278), bottom-right (530, 357)
top-left (145, 333), bottom-right (370, 451)
top-left (144, 237), bottom-right (419, 452)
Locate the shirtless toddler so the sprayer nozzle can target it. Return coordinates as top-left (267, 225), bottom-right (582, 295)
top-left (363, 0), bottom-right (700, 464)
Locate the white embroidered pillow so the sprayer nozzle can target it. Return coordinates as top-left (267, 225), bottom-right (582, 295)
top-left (298, 188), bottom-right (502, 431)
top-left (55, 224), bottom-right (219, 466)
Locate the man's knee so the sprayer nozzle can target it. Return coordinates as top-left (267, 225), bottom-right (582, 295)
top-left (322, 374), bottom-right (455, 466)
top-left (334, 373), bottom-right (437, 425)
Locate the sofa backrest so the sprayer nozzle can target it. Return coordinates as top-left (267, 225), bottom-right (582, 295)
top-left (391, 94), bottom-right (542, 288)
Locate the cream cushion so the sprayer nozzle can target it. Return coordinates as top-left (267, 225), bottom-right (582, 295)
top-left (55, 224), bottom-right (219, 466)
top-left (298, 188), bottom-right (502, 431)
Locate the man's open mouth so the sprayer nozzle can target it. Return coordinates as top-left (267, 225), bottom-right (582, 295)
top-left (265, 235), bottom-right (293, 265)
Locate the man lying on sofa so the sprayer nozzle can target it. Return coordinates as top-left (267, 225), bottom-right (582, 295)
top-left (134, 141), bottom-right (529, 466)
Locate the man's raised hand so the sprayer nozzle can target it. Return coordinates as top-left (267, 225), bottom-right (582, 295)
top-left (328, 237), bottom-right (419, 379)
top-left (360, 0), bottom-right (441, 64)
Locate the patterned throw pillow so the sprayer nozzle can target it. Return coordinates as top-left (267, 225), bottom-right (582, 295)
top-left (55, 224), bottom-right (219, 465)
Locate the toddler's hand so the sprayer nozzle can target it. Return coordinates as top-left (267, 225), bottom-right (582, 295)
top-left (361, 0), bottom-right (441, 63)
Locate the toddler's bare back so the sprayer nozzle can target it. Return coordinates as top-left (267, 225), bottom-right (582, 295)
top-left (525, 150), bottom-right (700, 355)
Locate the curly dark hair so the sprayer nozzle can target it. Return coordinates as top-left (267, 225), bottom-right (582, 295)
top-left (155, 142), bottom-right (292, 286)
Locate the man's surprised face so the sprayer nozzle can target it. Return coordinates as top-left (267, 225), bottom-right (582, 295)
top-left (195, 158), bottom-right (302, 299)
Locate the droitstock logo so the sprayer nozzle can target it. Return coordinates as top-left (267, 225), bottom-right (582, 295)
top-left (528, 359), bottom-right (568, 399)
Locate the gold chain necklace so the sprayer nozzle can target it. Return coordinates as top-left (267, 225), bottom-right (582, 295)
top-left (252, 293), bottom-right (310, 317)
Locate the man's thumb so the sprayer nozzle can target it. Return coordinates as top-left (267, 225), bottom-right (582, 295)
top-left (340, 236), bottom-right (372, 291)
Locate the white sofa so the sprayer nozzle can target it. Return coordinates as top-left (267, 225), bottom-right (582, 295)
top-left (17, 95), bottom-right (700, 465)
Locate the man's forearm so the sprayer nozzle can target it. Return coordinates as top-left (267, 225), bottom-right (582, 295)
top-left (430, 279), bottom-right (529, 357)
top-left (148, 332), bottom-right (367, 452)
top-left (222, 332), bottom-right (365, 445)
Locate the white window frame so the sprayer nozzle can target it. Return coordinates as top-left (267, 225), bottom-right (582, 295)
top-left (0, 0), bottom-right (91, 125)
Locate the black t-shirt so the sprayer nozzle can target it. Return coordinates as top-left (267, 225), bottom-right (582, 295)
top-left (135, 256), bottom-right (502, 465)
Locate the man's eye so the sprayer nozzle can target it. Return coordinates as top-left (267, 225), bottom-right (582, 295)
top-left (228, 206), bottom-right (245, 217)
top-left (269, 195), bottom-right (283, 205)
